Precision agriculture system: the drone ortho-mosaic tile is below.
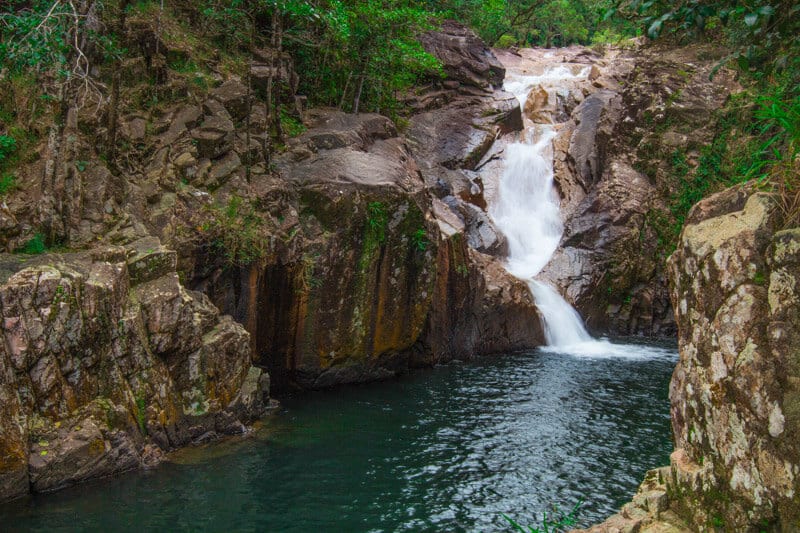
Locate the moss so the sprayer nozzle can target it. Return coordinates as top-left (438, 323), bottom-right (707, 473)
top-left (135, 393), bottom-right (147, 436)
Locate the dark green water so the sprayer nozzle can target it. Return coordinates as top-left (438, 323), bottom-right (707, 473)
top-left (2, 344), bottom-right (676, 532)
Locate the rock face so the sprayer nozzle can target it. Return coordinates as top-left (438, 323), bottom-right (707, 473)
top-left (665, 189), bottom-right (800, 531)
top-left (180, 22), bottom-right (542, 391)
top-left (585, 187), bottom-right (800, 532)
top-left (252, 111), bottom-right (437, 389)
top-left (574, 467), bottom-right (692, 533)
top-left (189, 106), bottom-right (540, 391)
top-left (0, 239), bottom-right (269, 502)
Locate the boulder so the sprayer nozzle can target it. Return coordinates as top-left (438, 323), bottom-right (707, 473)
top-left (192, 115), bottom-right (235, 159)
top-left (210, 80), bottom-right (250, 122)
top-left (418, 20), bottom-right (505, 90)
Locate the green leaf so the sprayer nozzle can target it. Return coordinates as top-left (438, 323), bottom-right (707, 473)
top-left (758, 5), bottom-right (774, 16)
top-left (744, 13), bottom-right (758, 26)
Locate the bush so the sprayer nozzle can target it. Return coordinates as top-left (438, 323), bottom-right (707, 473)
top-left (201, 195), bottom-right (267, 266)
top-left (0, 173), bottom-right (17, 197)
top-left (0, 135), bottom-right (17, 166)
top-left (495, 34), bottom-right (518, 48)
top-left (17, 234), bottom-right (46, 255)
top-left (502, 498), bottom-right (583, 532)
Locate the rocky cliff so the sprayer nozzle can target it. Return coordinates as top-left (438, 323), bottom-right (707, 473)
top-left (579, 184), bottom-right (800, 532)
top-left (0, 20), bottom-right (547, 499)
top-left (666, 187), bottom-right (799, 531)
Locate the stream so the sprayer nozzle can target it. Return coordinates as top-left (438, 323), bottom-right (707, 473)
top-left (2, 345), bottom-right (676, 532)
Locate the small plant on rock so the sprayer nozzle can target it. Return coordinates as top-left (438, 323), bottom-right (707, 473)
top-left (202, 195), bottom-right (267, 266)
top-left (502, 498), bottom-right (583, 533)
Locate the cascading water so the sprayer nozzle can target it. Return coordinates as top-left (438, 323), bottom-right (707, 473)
top-left (489, 123), bottom-right (593, 349)
top-left (490, 65), bottom-right (648, 356)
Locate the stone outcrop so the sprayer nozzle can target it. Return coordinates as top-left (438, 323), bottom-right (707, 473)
top-left (574, 467), bottom-right (692, 533)
top-left (665, 189), bottom-right (799, 531)
top-left (187, 106), bottom-right (541, 391)
top-left (0, 239), bottom-right (270, 502)
top-left (251, 111), bottom-right (438, 389)
top-left (584, 187), bottom-right (800, 532)
top-left (418, 20), bottom-right (505, 91)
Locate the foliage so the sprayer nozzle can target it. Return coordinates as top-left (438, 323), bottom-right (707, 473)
top-left (365, 201), bottom-right (388, 243)
top-left (0, 173), bottom-right (18, 197)
top-left (608, 0), bottom-right (799, 232)
top-left (0, 135), bottom-right (17, 166)
top-left (502, 499), bottom-right (583, 532)
top-left (289, 0), bottom-right (444, 115)
top-left (16, 233), bottom-right (47, 255)
top-left (495, 34), bottom-right (517, 48)
top-left (280, 107), bottom-right (307, 137)
top-left (434, 0), bottom-right (638, 48)
top-left (0, 0), bottom-right (125, 100)
top-left (411, 228), bottom-right (428, 251)
top-left (606, 0), bottom-right (799, 76)
top-left (135, 393), bottom-right (148, 435)
top-left (202, 195), bottom-right (267, 266)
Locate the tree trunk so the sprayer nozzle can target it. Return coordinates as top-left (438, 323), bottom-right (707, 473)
top-left (338, 71), bottom-right (352, 111)
top-left (272, 10), bottom-right (284, 141)
top-left (352, 73), bottom-right (366, 115)
top-left (265, 7), bottom-right (277, 139)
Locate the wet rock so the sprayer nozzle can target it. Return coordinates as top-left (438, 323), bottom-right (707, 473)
top-left (491, 43), bottom-right (738, 337)
top-left (568, 90), bottom-right (620, 188)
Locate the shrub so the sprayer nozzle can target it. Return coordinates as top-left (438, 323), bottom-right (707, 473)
top-left (0, 135), bottom-right (17, 166)
top-left (495, 34), bottom-right (518, 48)
top-left (17, 234), bottom-right (47, 255)
top-left (202, 195), bottom-right (267, 266)
top-left (0, 173), bottom-right (17, 197)
top-left (502, 498), bottom-right (583, 532)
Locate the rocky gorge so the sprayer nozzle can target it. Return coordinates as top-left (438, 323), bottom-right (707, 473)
top-left (0, 13), bottom-right (798, 533)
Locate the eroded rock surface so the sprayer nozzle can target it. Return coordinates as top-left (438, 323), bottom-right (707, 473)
top-left (665, 189), bottom-right (800, 530)
top-left (0, 240), bottom-right (269, 501)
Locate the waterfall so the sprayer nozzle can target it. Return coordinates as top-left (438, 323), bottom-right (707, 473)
top-left (488, 62), bottom-right (675, 360)
top-left (488, 64), bottom-right (600, 350)
top-left (489, 127), bottom-right (593, 348)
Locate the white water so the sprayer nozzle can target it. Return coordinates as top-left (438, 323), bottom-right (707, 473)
top-left (490, 66), bottom-right (672, 360)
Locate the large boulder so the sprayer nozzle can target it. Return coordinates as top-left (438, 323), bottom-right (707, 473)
top-left (418, 20), bottom-right (505, 90)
